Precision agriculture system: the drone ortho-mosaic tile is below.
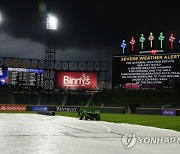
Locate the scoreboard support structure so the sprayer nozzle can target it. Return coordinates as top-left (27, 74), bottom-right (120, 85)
top-left (0, 57), bottom-right (111, 93)
top-left (45, 28), bottom-right (56, 91)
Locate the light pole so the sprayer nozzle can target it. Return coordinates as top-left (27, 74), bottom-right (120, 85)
top-left (169, 33), bottom-right (175, 50)
top-left (121, 40), bottom-right (126, 54)
top-left (158, 32), bottom-right (164, 49)
top-left (45, 14), bottom-right (58, 91)
top-left (139, 34), bottom-right (145, 50)
top-left (130, 36), bottom-right (135, 52)
top-left (148, 32), bottom-right (154, 48)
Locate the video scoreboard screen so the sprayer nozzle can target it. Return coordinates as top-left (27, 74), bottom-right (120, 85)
top-left (0, 67), bottom-right (44, 87)
top-left (55, 71), bottom-right (98, 90)
top-left (113, 51), bottom-right (180, 90)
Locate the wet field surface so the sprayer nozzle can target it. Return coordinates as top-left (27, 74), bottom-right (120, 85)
top-left (0, 114), bottom-right (180, 154)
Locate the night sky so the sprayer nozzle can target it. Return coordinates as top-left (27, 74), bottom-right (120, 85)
top-left (0, 0), bottom-right (180, 61)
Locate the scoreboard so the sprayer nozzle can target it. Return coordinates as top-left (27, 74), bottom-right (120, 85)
top-left (113, 51), bottom-right (180, 90)
top-left (0, 67), bottom-right (44, 87)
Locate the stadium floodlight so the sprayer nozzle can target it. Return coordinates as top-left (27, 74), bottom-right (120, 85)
top-left (46, 14), bottom-right (57, 30)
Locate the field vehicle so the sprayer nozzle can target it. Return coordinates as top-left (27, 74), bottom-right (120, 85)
top-left (78, 102), bottom-right (100, 121)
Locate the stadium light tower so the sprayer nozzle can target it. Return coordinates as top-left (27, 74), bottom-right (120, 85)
top-left (0, 12), bottom-right (2, 24)
top-left (45, 13), bottom-right (58, 91)
top-left (46, 14), bottom-right (57, 30)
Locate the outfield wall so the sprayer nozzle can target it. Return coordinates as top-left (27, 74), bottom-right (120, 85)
top-left (0, 91), bottom-right (180, 116)
top-left (1, 104), bottom-right (180, 116)
top-left (0, 104), bottom-right (126, 114)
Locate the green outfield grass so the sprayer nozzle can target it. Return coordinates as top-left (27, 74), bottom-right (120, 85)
top-left (1, 111), bottom-right (180, 132)
top-left (55, 112), bottom-right (180, 132)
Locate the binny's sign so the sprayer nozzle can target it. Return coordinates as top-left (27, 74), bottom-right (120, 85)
top-left (63, 73), bottom-right (90, 86)
top-left (55, 71), bottom-right (98, 90)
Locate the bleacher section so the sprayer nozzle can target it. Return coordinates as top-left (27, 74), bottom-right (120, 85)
top-left (13, 93), bottom-right (39, 105)
top-left (65, 94), bottom-right (90, 106)
top-left (0, 91), bottom-right (180, 108)
top-left (40, 94), bottom-right (64, 105)
top-left (93, 91), bottom-right (180, 108)
top-left (0, 92), bottom-right (12, 104)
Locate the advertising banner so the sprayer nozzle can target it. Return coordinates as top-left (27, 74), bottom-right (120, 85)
top-left (32, 106), bottom-right (48, 111)
top-left (162, 109), bottom-right (176, 116)
top-left (55, 71), bottom-right (98, 90)
top-left (0, 105), bottom-right (26, 111)
top-left (56, 107), bottom-right (79, 112)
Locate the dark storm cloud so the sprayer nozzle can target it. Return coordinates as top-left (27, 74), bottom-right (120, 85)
top-left (0, 32), bottom-right (44, 59)
top-left (0, 31), bottom-right (112, 61)
top-left (0, 0), bottom-right (180, 60)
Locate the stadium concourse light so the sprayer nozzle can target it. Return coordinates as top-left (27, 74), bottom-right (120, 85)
top-left (46, 14), bottom-right (57, 30)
